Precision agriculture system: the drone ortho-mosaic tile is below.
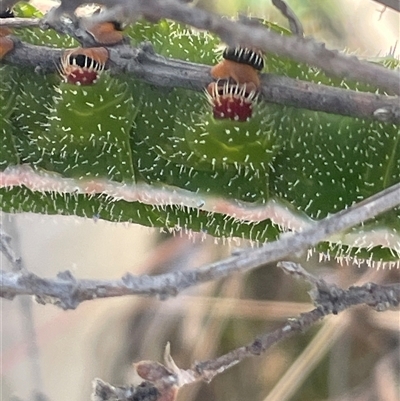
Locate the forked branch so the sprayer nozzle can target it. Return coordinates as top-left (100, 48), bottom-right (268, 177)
top-left (90, 263), bottom-right (399, 400)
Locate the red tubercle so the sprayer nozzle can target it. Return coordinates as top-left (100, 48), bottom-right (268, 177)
top-left (206, 81), bottom-right (257, 122)
top-left (59, 47), bottom-right (108, 86)
top-left (65, 69), bottom-right (99, 85)
top-left (213, 96), bottom-right (253, 122)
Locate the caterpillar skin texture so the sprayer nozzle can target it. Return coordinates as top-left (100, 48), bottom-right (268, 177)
top-left (0, 66), bottom-right (19, 169)
top-left (48, 76), bottom-right (135, 182)
top-left (1, 13), bottom-right (399, 265)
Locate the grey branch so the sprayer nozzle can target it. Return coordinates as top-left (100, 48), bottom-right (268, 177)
top-left (1, 182), bottom-right (400, 309)
top-left (271, 0), bottom-right (304, 36)
top-left (128, 0), bottom-right (400, 95)
top-left (1, 1), bottom-right (399, 93)
top-left (372, 0), bottom-right (400, 12)
top-left (192, 283), bottom-right (399, 381)
top-left (0, 17), bottom-right (41, 28)
top-left (91, 379), bottom-right (159, 401)
top-left (0, 224), bottom-right (22, 270)
top-left (278, 261), bottom-right (400, 313)
top-left (3, 39), bottom-right (399, 124)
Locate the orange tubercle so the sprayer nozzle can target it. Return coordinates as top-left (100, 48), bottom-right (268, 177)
top-left (0, 36), bottom-right (14, 59)
top-left (87, 22), bottom-right (124, 45)
top-left (210, 59), bottom-right (260, 88)
top-left (0, 27), bottom-right (12, 37)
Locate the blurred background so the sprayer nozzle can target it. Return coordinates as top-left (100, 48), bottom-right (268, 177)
top-left (1, 1), bottom-right (399, 401)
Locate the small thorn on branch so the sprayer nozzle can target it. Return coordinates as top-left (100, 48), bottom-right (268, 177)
top-left (0, 225), bottom-right (23, 271)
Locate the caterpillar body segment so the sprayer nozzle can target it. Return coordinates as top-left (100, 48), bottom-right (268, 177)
top-left (126, 19), bottom-right (219, 65)
top-left (132, 81), bottom-right (209, 169)
top-left (0, 66), bottom-right (19, 169)
top-left (48, 74), bottom-right (136, 182)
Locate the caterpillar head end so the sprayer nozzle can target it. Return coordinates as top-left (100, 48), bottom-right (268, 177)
top-left (59, 47), bottom-right (108, 85)
top-left (206, 81), bottom-right (258, 122)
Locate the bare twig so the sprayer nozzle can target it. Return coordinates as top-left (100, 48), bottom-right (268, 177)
top-left (191, 266), bottom-right (399, 381)
top-left (279, 262), bottom-right (400, 312)
top-left (1, 182), bottom-right (400, 308)
top-left (271, 0), bottom-right (304, 36)
top-left (91, 275), bottom-right (400, 398)
top-left (91, 379), bottom-right (159, 401)
top-left (277, 260), bottom-right (321, 285)
top-left (0, 224), bottom-right (22, 270)
top-left (263, 267), bottom-right (384, 401)
top-left (1, 217), bottom-right (47, 399)
top-left (2, 40), bottom-right (399, 123)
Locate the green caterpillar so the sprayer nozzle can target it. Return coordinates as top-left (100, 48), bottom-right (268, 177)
top-left (0, 10), bottom-right (399, 267)
top-left (126, 21), bottom-right (400, 263)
